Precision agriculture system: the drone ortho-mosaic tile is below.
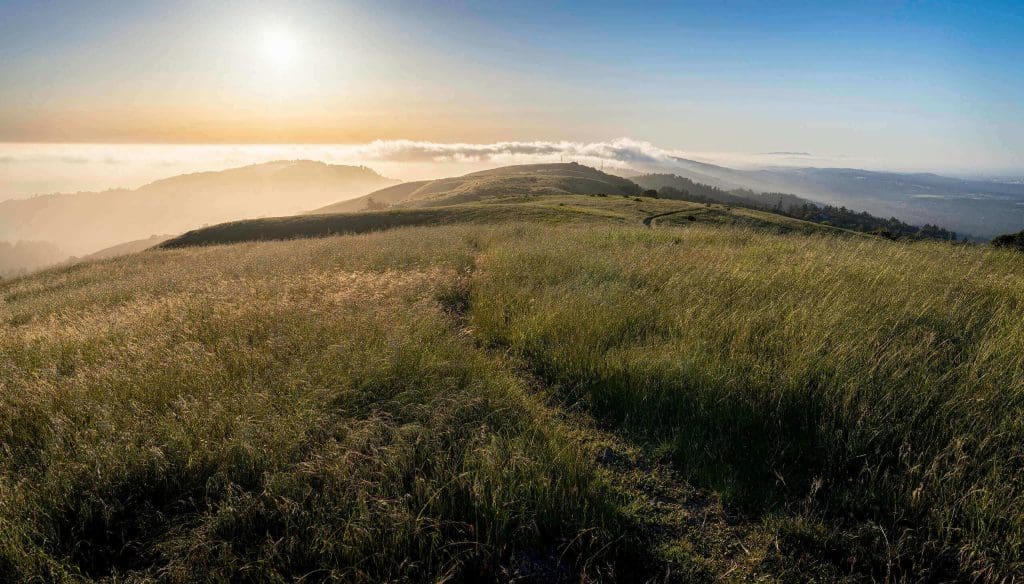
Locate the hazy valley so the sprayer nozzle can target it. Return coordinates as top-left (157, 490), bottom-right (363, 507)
top-left (0, 160), bottom-right (396, 276)
top-left (6, 153), bottom-right (1013, 279)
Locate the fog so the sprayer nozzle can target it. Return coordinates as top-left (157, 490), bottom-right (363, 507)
top-left (2, 140), bottom-right (1022, 277)
top-left (5, 139), bottom-right (1000, 202)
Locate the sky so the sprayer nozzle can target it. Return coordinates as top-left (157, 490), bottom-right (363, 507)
top-left (1, 0), bottom-right (1023, 193)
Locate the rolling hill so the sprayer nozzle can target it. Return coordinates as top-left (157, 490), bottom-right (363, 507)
top-left (165, 191), bottom-right (859, 249)
top-left (3, 196), bottom-right (1023, 581)
top-left (0, 160), bottom-right (397, 259)
top-left (0, 158), bottom-right (960, 281)
top-left (74, 234), bottom-right (175, 262)
top-left (311, 163), bottom-right (962, 242)
top-left (313, 162), bottom-right (641, 213)
top-left (652, 157), bottom-right (1024, 238)
top-left (632, 172), bottom-right (810, 209)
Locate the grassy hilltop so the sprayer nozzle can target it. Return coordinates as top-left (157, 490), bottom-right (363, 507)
top-left (313, 162), bottom-right (642, 214)
top-left (2, 172), bottom-right (1023, 581)
top-left (164, 187), bottom-right (856, 249)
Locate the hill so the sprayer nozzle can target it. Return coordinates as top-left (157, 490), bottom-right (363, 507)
top-left (993, 229), bottom-right (1024, 251)
top-left (0, 160), bottom-right (397, 258)
top-left (315, 163), bottom-right (961, 241)
top-left (75, 234), bottom-right (175, 262)
top-left (634, 173), bottom-right (959, 240)
top-left (164, 192), bottom-right (858, 249)
top-left (313, 162), bottom-right (641, 213)
top-left (3, 211), bottom-right (1023, 581)
top-left (633, 172), bottom-right (811, 209)
top-left (654, 158), bottom-right (1024, 238)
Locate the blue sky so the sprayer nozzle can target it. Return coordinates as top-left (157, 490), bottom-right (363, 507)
top-left (1, 0), bottom-right (1022, 173)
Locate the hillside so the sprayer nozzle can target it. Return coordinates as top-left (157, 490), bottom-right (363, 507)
top-left (313, 162), bottom-right (641, 213)
top-left (75, 234), bottom-right (174, 262)
top-left (993, 229), bottom-right (1024, 251)
top-left (314, 163), bottom-right (963, 242)
top-left (0, 160), bottom-right (397, 258)
top-left (632, 172), bottom-right (811, 209)
top-left (164, 192), bottom-right (857, 249)
top-left (3, 210), bottom-right (1023, 581)
top-left (634, 173), bottom-right (959, 240)
top-left (655, 158), bottom-right (1024, 238)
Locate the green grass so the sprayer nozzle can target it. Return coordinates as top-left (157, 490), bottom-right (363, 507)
top-left (164, 194), bottom-right (849, 249)
top-left (3, 214), bottom-right (1023, 581)
top-left (470, 224), bottom-right (1024, 580)
top-left (0, 230), bottom-right (649, 581)
top-left (312, 162), bottom-right (642, 213)
top-left (160, 204), bottom-right (600, 249)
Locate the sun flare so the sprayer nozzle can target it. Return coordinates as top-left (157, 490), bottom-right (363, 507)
top-left (259, 26), bottom-right (297, 67)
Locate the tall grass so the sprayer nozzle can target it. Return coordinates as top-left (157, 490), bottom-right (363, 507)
top-left (0, 230), bottom-right (638, 581)
top-left (4, 220), bottom-right (1024, 580)
top-left (470, 224), bottom-right (1024, 580)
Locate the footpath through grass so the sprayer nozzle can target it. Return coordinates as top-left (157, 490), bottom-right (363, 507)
top-left (0, 230), bottom-right (652, 581)
top-left (2, 222), bottom-right (1024, 581)
top-left (471, 224), bottom-right (1024, 580)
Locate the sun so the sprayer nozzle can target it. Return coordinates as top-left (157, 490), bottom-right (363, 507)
top-left (259, 27), bottom-right (298, 67)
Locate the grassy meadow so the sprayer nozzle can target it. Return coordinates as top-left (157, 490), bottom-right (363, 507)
top-left (163, 193), bottom-right (852, 250)
top-left (2, 200), bottom-right (1023, 581)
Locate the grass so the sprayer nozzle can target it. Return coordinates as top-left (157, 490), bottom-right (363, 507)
top-left (0, 230), bottom-right (653, 581)
top-left (164, 194), bottom-right (850, 249)
top-left (3, 213), bottom-right (1023, 581)
top-left (312, 162), bottom-right (641, 213)
top-left (160, 204), bottom-right (598, 248)
top-left (470, 224), bottom-right (1024, 580)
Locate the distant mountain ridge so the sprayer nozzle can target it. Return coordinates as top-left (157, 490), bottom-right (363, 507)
top-left (3, 158), bottom-right (998, 279)
top-left (655, 157), bottom-right (1024, 238)
top-left (631, 173), bottom-right (810, 210)
top-left (310, 162), bottom-right (960, 242)
top-left (0, 160), bottom-right (397, 258)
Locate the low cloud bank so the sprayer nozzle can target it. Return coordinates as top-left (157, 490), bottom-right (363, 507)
top-left (0, 139), bottom-right (864, 200)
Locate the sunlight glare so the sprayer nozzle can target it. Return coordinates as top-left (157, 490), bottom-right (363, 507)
top-left (259, 26), bottom-right (298, 68)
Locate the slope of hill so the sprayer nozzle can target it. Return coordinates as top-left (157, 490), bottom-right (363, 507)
top-left (993, 229), bottom-right (1024, 251)
top-left (313, 162), bottom-right (641, 213)
top-left (165, 193), bottom-right (858, 249)
top-left (3, 213), bottom-right (1023, 581)
top-left (75, 234), bottom-right (174, 262)
top-left (315, 163), bottom-right (960, 241)
top-left (657, 158), bottom-right (1024, 238)
top-left (0, 160), bottom-right (397, 258)
top-left (632, 173), bottom-right (810, 209)
top-left (634, 173), bottom-right (959, 240)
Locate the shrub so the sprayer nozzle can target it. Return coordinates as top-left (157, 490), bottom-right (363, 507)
top-left (992, 230), bottom-right (1024, 251)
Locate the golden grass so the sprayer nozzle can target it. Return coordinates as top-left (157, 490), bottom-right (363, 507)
top-left (2, 221), bottom-right (1023, 581)
top-left (471, 224), bottom-right (1024, 580)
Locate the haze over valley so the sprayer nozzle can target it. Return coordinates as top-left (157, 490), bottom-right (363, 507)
top-left (4, 140), bottom-right (1021, 276)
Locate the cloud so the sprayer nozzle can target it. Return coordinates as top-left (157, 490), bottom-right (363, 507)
top-left (342, 137), bottom-right (677, 166)
top-left (0, 139), bottom-right (869, 200)
top-left (338, 139), bottom-right (865, 172)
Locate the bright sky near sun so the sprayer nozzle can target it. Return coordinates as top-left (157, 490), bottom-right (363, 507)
top-left (1, 0), bottom-right (1022, 174)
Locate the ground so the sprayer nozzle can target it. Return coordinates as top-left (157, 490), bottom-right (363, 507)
top-left (2, 195), bottom-right (1023, 581)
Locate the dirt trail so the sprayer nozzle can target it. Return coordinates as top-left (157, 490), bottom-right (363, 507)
top-left (453, 251), bottom-right (771, 581)
top-left (642, 209), bottom-right (692, 227)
